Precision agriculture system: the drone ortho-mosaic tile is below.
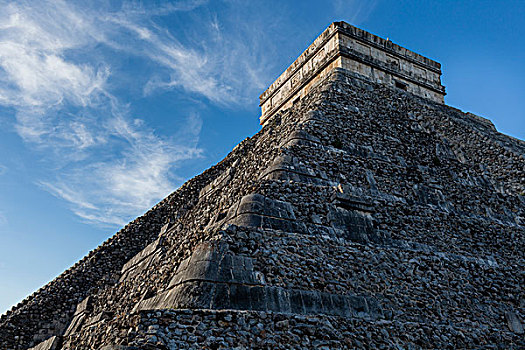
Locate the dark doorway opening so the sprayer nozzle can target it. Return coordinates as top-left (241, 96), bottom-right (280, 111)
top-left (395, 81), bottom-right (408, 91)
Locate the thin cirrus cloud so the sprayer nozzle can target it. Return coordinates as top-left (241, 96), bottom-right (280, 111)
top-left (0, 1), bottom-right (107, 110)
top-left (0, 0), bottom-right (272, 226)
top-left (0, 0), bottom-right (281, 226)
top-left (39, 114), bottom-right (203, 227)
top-left (111, 8), bottom-right (273, 105)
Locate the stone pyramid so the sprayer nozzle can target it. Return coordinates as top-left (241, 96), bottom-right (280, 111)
top-left (1, 21), bottom-right (524, 350)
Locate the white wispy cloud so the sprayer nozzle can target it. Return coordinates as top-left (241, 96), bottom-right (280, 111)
top-left (0, 0), bottom-right (210, 226)
top-left (0, 1), bottom-right (108, 110)
top-left (1, 0), bottom-right (273, 115)
top-left (40, 114), bottom-right (202, 226)
top-left (0, 0), bottom-right (286, 226)
top-left (332, 0), bottom-right (377, 25)
top-left (111, 8), bottom-right (273, 105)
top-left (0, 0), bottom-right (110, 148)
top-left (121, 0), bottom-right (208, 15)
top-left (0, 164), bottom-right (6, 176)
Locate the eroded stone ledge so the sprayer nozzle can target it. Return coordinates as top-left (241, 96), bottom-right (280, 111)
top-left (134, 281), bottom-right (382, 320)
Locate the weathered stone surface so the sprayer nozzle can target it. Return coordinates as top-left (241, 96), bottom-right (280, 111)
top-left (506, 311), bottom-right (524, 334)
top-left (260, 21), bottom-right (446, 124)
top-left (1, 21), bottom-right (524, 350)
top-left (27, 336), bottom-right (60, 350)
top-left (73, 309), bottom-right (524, 349)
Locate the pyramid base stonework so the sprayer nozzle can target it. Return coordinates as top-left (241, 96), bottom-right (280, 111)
top-left (64, 309), bottom-right (521, 349)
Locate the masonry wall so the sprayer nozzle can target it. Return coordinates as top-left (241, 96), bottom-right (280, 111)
top-left (337, 31), bottom-right (445, 103)
top-left (259, 21), bottom-right (446, 125)
top-left (338, 56), bottom-right (444, 103)
top-left (61, 69), bottom-right (523, 349)
top-left (260, 33), bottom-right (339, 122)
top-left (265, 57), bottom-right (343, 124)
top-left (259, 23), bottom-right (339, 114)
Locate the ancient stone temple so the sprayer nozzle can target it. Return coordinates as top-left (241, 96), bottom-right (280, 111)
top-left (1, 21), bottom-right (524, 349)
top-left (259, 22), bottom-right (446, 125)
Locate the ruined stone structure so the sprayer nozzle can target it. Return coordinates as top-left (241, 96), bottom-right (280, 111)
top-left (259, 22), bottom-right (446, 125)
top-left (1, 21), bottom-right (524, 349)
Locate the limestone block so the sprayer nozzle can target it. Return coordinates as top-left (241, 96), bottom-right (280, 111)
top-left (167, 243), bottom-right (263, 300)
top-left (505, 311), bottom-right (524, 334)
top-left (229, 284), bottom-right (251, 310)
top-left (28, 336), bottom-right (60, 350)
top-left (172, 281), bottom-right (215, 309)
top-left (211, 283), bottom-right (230, 309)
top-left (320, 292), bottom-right (334, 313)
top-left (289, 289), bottom-right (304, 314)
top-left (199, 167), bottom-right (235, 198)
top-left (120, 237), bottom-right (163, 275)
top-left (249, 286), bottom-right (267, 311)
top-left (280, 130), bottom-right (321, 148)
top-left (75, 296), bottom-right (93, 314)
top-left (216, 254), bottom-right (234, 283)
top-left (329, 294), bottom-right (351, 317)
top-left (158, 222), bottom-right (171, 235)
top-left (347, 295), bottom-right (369, 316)
top-left (328, 206), bottom-right (376, 243)
top-left (63, 296), bottom-right (93, 337)
top-left (63, 314), bottom-right (85, 337)
top-left (237, 194), bottom-right (296, 220)
top-left (83, 311), bottom-right (113, 328)
top-left (265, 287), bottom-right (291, 314)
top-left (332, 192), bottom-right (374, 212)
top-left (135, 280), bottom-right (381, 320)
top-left (301, 290), bottom-right (324, 314)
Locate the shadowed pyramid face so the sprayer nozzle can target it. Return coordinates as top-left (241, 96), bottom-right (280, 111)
top-left (2, 26), bottom-right (524, 350)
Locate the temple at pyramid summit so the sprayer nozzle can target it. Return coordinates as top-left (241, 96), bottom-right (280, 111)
top-left (1, 21), bottom-right (524, 349)
top-left (259, 22), bottom-right (446, 125)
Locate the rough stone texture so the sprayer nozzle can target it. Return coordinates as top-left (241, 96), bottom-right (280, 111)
top-left (62, 309), bottom-right (522, 349)
top-left (27, 336), bottom-right (60, 350)
top-left (1, 30), bottom-right (524, 350)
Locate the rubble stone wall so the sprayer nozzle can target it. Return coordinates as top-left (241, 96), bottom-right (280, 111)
top-left (70, 308), bottom-right (521, 349)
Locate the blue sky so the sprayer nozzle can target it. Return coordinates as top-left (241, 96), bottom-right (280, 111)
top-left (0, 0), bottom-right (523, 313)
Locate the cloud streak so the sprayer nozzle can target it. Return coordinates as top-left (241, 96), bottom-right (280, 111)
top-left (40, 114), bottom-right (202, 226)
top-left (110, 6), bottom-right (274, 105)
top-left (0, 0), bottom-right (211, 226)
top-left (0, 0), bottom-right (297, 226)
top-left (0, 1), bottom-right (108, 110)
top-left (332, 0), bottom-right (377, 25)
